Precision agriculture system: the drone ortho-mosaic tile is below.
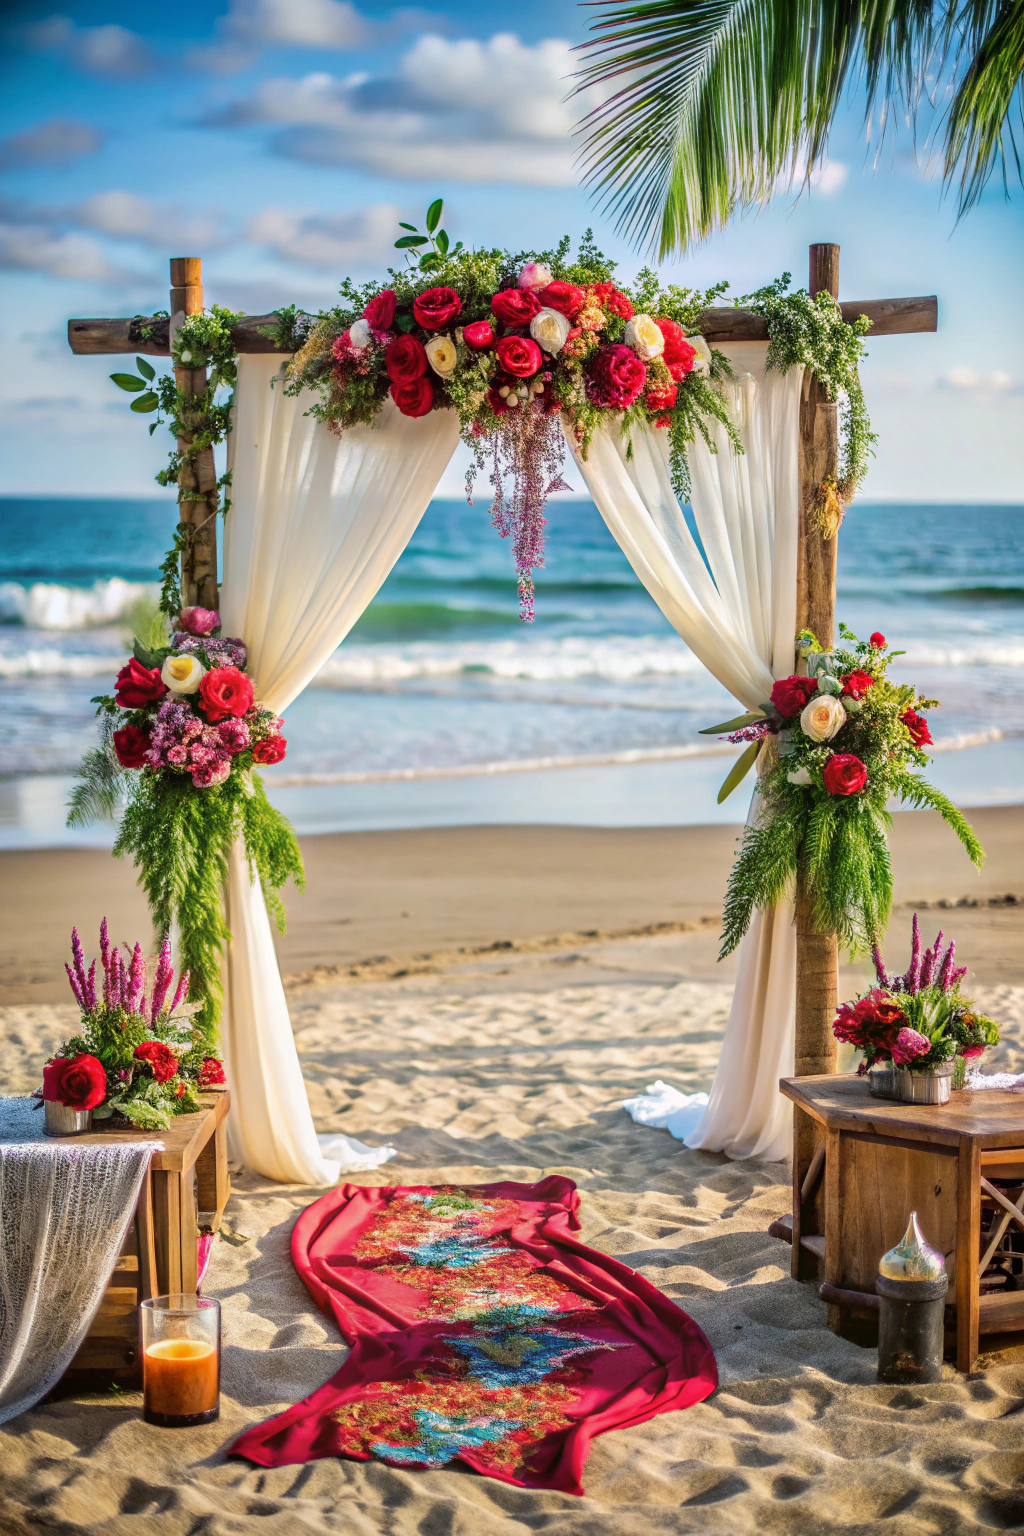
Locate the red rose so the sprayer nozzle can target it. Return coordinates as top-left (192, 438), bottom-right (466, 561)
top-left (390, 376), bottom-right (434, 417)
top-left (645, 381), bottom-right (678, 413)
top-left (252, 733), bottom-right (287, 764)
top-left (113, 724), bottom-right (151, 768)
top-left (869, 632), bottom-right (886, 648)
top-left (199, 665), bottom-right (253, 723)
top-left (199, 1056), bottom-right (226, 1088)
top-left (841, 669), bottom-right (875, 700)
top-left (538, 281), bottom-right (585, 319)
top-left (42, 1053), bottom-right (107, 1110)
top-left (823, 753), bottom-right (868, 796)
top-left (412, 286), bottom-right (462, 329)
top-left (487, 386), bottom-right (511, 416)
top-left (385, 334), bottom-right (428, 384)
top-left (134, 1040), bottom-right (178, 1084)
top-left (594, 281), bottom-right (634, 319)
top-left (114, 657), bottom-right (167, 710)
top-left (901, 709), bottom-right (933, 748)
top-left (770, 675), bottom-right (819, 718)
top-left (462, 320), bottom-right (495, 351)
top-left (495, 335), bottom-right (542, 378)
top-left (656, 318), bottom-right (697, 382)
top-left (491, 288), bottom-right (541, 327)
top-left (585, 344), bottom-right (647, 409)
top-left (363, 289), bottom-right (396, 331)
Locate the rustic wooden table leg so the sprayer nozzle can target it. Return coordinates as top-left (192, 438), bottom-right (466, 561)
top-left (152, 1168), bottom-right (198, 1296)
top-left (956, 1137), bottom-right (981, 1371)
top-left (195, 1118), bottom-right (230, 1231)
top-left (178, 1169), bottom-right (199, 1295)
top-left (135, 1168), bottom-right (158, 1301)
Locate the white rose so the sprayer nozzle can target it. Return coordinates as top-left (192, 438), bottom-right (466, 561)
top-left (161, 653), bottom-right (204, 694)
top-left (787, 766), bottom-right (812, 786)
top-left (529, 306), bottom-right (571, 356)
top-left (800, 694), bottom-right (847, 742)
top-left (623, 314), bottom-right (665, 360)
top-left (348, 318), bottom-right (372, 351)
top-left (689, 334), bottom-right (712, 376)
top-left (424, 335), bottom-right (458, 376)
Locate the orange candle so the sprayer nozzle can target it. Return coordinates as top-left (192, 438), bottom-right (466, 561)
top-left (143, 1339), bottom-right (219, 1423)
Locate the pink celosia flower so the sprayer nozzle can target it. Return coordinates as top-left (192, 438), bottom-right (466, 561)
top-left (892, 1027), bottom-right (931, 1065)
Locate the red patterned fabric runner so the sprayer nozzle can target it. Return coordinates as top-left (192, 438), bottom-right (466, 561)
top-left (230, 1176), bottom-right (717, 1494)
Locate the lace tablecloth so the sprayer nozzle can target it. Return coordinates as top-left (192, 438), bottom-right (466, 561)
top-left (0, 1098), bottom-right (156, 1424)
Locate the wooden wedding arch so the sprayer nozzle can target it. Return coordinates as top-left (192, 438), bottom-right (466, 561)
top-left (68, 247), bottom-right (938, 1251)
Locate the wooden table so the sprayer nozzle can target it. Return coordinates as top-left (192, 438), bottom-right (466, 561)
top-left (779, 1074), bottom-right (1024, 1371)
top-left (66, 1091), bottom-right (230, 1377)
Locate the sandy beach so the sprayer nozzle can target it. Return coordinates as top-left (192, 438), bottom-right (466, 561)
top-left (2, 806), bottom-right (1024, 1533)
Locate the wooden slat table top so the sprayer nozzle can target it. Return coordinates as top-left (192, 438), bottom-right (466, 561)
top-left (59, 1090), bottom-right (229, 1170)
top-left (780, 1074), bottom-right (1024, 1148)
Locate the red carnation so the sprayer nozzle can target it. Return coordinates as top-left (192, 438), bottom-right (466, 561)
top-left (902, 709), bottom-right (933, 748)
top-left (491, 288), bottom-right (541, 327)
top-left (585, 343), bottom-right (647, 409)
top-left (252, 733), bottom-right (287, 764)
top-left (199, 1057), bottom-right (226, 1088)
top-left (134, 1040), bottom-right (178, 1084)
top-left (42, 1053), bottom-right (107, 1110)
top-left (114, 657), bottom-right (167, 710)
top-left (770, 675), bottom-right (819, 718)
top-left (363, 289), bottom-right (396, 331)
top-left (390, 376), bottom-right (434, 417)
top-left (113, 724), bottom-right (151, 768)
top-left (870, 632), bottom-right (887, 648)
top-left (645, 381), bottom-right (678, 413)
top-left (538, 281), bottom-right (584, 319)
top-left (199, 665), bottom-right (254, 723)
top-left (495, 335), bottom-right (542, 378)
top-left (841, 669), bottom-right (875, 700)
top-left (656, 318), bottom-right (697, 382)
top-left (462, 320), bottom-right (495, 351)
top-left (412, 287), bottom-right (462, 330)
top-left (823, 753), bottom-right (868, 796)
top-left (385, 333), bottom-right (428, 384)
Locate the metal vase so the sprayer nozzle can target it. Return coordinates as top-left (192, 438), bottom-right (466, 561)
top-left (893, 1060), bottom-right (955, 1106)
top-left (43, 1100), bottom-right (93, 1136)
top-left (868, 1065), bottom-right (898, 1100)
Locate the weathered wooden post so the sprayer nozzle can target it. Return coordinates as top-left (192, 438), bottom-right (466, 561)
top-left (791, 242), bottom-right (841, 1274)
top-left (169, 257), bottom-right (219, 611)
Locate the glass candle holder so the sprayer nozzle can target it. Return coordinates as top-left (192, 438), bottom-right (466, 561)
top-left (140, 1295), bottom-right (220, 1428)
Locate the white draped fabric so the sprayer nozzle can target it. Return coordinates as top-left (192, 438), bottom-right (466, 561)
top-left (220, 355), bottom-right (460, 1184)
top-left (565, 343), bottom-right (802, 1162)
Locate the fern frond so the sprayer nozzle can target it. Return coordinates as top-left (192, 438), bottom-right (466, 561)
top-left (896, 774), bottom-right (985, 868)
top-left (66, 727), bottom-right (125, 828)
top-left (719, 808), bottom-right (799, 958)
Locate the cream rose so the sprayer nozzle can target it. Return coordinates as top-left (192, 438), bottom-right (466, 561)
top-left (800, 694), bottom-right (847, 742)
top-left (689, 334), bottom-right (712, 376)
top-left (424, 334), bottom-right (457, 376)
top-left (623, 314), bottom-right (665, 360)
top-left (529, 306), bottom-right (570, 356)
top-left (161, 653), bottom-right (204, 695)
top-left (518, 261), bottom-right (553, 291)
top-left (347, 317), bottom-right (372, 350)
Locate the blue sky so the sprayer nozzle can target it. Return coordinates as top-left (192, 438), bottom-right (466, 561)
top-left (1, 0), bottom-right (1021, 499)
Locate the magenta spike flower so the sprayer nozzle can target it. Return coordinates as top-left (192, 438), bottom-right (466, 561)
top-left (937, 939), bottom-right (956, 992)
top-left (127, 942), bottom-right (146, 1014)
top-left (85, 958), bottom-right (97, 1012)
top-left (70, 927), bottom-right (89, 999)
top-left (920, 932), bottom-right (942, 989)
top-left (907, 913), bottom-right (922, 993)
top-left (169, 969), bottom-right (190, 1015)
top-left (109, 946), bottom-right (124, 1008)
top-left (952, 965), bottom-right (968, 988)
top-left (151, 939), bottom-right (174, 1023)
top-left (64, 960), bottom-right (85, 1010)
top-left (872, 942), bottom-right (889, 988)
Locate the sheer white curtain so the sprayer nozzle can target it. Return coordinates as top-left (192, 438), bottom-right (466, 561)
top-left (565, 342), bottom-right (802, 1162)
top-left (220, 355), bottom-right (460, 1184)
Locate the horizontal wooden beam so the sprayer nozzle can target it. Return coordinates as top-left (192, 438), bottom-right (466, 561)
top-left (68, 294), bottom-right (938, 357)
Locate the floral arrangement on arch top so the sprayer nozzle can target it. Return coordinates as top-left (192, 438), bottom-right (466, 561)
top-left (279, 204), bottom-right (737, 619)
top-left (39, 922), bottom-right (226, 1131)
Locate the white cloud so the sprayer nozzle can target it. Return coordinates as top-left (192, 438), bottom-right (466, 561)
top-left (205, 33), bottom-right (579, 185)
top-left (0, 220), bottom-right (127, 282)
top-left (245, 202), bottom-right (399, 268)
top-left (776, 154), bottom-right (848, 197)
top-left (187, 0), bottom-right (373, 74)
top-left (0, 118), bottom-right (103, 171)
top-left (71, 191), bottom-right (227, 251)
top-left (24, 15), bottom-right (157, 77)
top-left (937, 367), bottom-right (1019, 396)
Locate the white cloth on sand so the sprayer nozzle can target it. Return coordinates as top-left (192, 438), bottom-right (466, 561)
top-left (621, 1083), bottom-right (710, 1142)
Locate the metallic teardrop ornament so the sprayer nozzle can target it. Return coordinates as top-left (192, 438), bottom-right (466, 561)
top-left (878, 1212), bottom-right (946, 1283)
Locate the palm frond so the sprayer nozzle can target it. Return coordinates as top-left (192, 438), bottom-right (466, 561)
top-left (944, 0), bottom-right (1024, 211)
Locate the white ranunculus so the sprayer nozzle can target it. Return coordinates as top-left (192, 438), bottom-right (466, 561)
top-left (800, 693), bottom-right (847, 742)
top-left (425, 334), bottom-right (457, 376)
top-left (161, 653), bottom-right (204, 694)
top-left (623, 314), bottom-right (665, 360)
top-left (787, 765), bottom-right (812, 786)
top-left (689, 334), bottom-right (712, 376)
top-left (529, 306), bottom-right (571, 356)
top-left (348, 318), bottom-right (372, 351)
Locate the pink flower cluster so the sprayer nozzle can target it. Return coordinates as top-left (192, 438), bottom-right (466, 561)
top-left (147, 697), bottom-right (251, 788)
top-left (66, 920), bottom-right (189, 1021)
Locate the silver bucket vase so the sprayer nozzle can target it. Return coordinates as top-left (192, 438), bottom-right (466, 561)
top-left (43, 1100), bottom-right (93, 1135)
top-left (868, 1064), bottom-right (898, 1100)
top-left (894, 1060), bottom-right (955, 1106)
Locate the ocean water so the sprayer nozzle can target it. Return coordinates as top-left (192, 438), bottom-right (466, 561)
top-left (1, 496), bottom-right (1022, 848)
